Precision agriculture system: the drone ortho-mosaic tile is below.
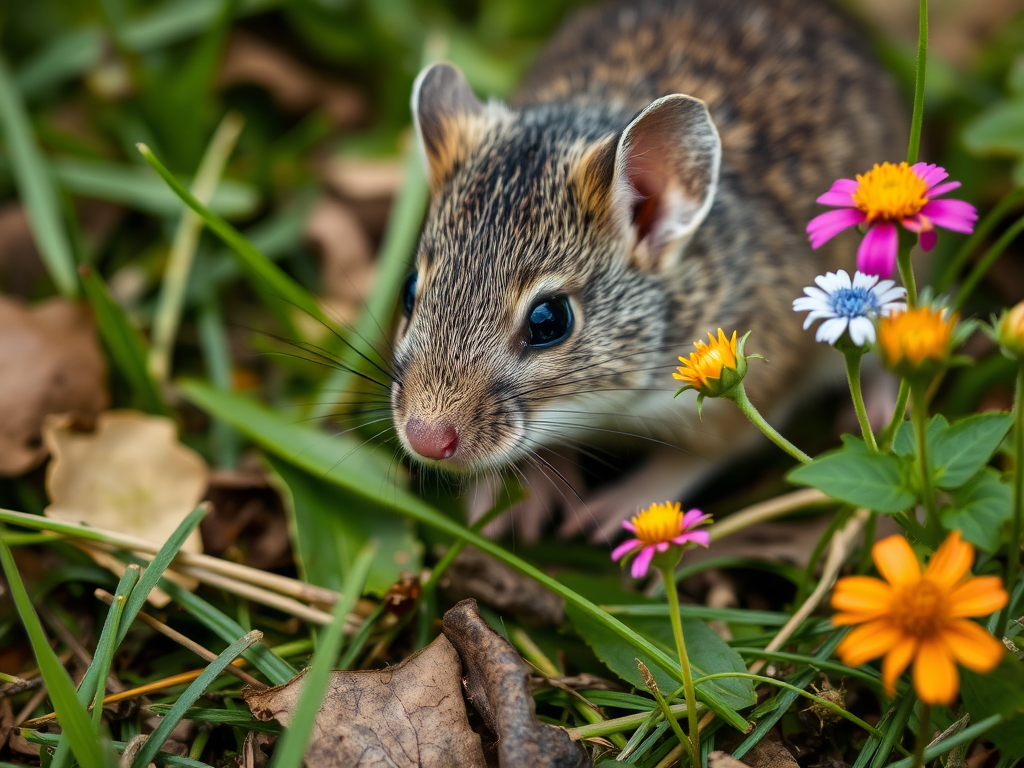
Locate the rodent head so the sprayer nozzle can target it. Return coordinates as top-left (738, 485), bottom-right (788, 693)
top-left (391, 63), bottom-right (721, 473)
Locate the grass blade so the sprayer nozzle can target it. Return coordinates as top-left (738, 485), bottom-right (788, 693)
top-left (268, 541), bottom-right (377, 768)
top-left (130, 630), bottom-right (263, 768)
top-left (0, 56), bottom-right (78, 297)
top-left (0, 538), bottom-right (104, 768)
top-left (79, 264), bottom-right (168, 414)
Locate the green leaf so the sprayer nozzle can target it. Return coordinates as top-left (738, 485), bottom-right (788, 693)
top-left (931, 412), bottom-right (1013, 489)
top-left (961, 656), bottom-right (1024, 761)
top-left (940, 469), bottom-right (1013, 552)
top-left (0, 56), bottom-right (78, 297)
top-left (0, 539), bottom-right (105, 768)
top-left (79, 265), bottom-right (168, 415)
top-left (266, 455), bottom-right (420, 596)
top-left (565, 602), bottom-right (754, 721)
top-left (787, 437), bottom-right (915, 513)
top-left (964, 98), bottom-right (1024, 156)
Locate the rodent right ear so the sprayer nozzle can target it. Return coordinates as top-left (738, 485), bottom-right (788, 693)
top-left (411, 63), bottom-right (485, 191)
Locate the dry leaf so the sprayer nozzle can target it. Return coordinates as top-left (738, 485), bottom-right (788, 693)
top-left (442, 600), bottom-right (591, 768)
top-left (244, 634), bottom-right (487, 768)
top-left (305, 196), bottom-right (375, 323)
top-left (43, 411), bottom-right (208, 604)
top-left (324, 157), bottom-right (404, 202)
top-left (0, 296), bottom-right (108, 476)
top-left (438, 546), bottom-right (565, 626)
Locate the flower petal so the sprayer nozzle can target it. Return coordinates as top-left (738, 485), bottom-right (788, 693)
top-left (927, 180), bottom-right (961, 198)
top-left (631, 546), bottom-right (655, 579)
top-left (853, 271), bottom-right (880, 290)
top-left (622, 520), bottom-right (636, 533)
top-left (924, 529), bottom-right (973, 588)
top-left (881, 636), bottom-right (918, 695)
top-left (611, 539), bottom-right (640, 562)
top-left (848, 316), bottom-right (876, 346)
top-left (873, 535), bottom-right (921, 586)
top-left (831, 576), bottom-right (893, 616)
top-left (836, 619), bottom-right (903, 667)
top-left (857, 221), bottom-right (898, 278)
top-left (948, 576), bottom-right (1009, 618)
top-left (913, 637), bottom-right (959, 705)
top-left (912, 162), bottom-right (948, 189)
top-left (816, 317), bottom-right (849, 345)
top-left (673, 530), bottom-right (710, 547)
top-left (807, 208), bottom-right (867, 248)
top-left (919, 199), bottom-right (978, 234)
top-left (816, 178), bottom-right (859, 206)
top-left (681, 508), bottom-right (708, 529)
top-left (941, 619), bottom-right (1005, 673)
top-left (919, 227), bottom-right (937, 252)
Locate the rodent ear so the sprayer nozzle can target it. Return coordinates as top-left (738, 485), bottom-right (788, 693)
top-left (613, 95), bottom-right (721, 271)
top-left (411, 63), bottom-right (485, 191)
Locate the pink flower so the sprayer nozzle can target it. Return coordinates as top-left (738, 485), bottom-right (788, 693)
top-left (611, 502), bottom-right (711, 578)
top-left (807, 162), bottom-right (977, 279)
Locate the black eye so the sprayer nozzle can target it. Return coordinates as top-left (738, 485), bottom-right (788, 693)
top-left (526, 296), bottom-right (574, 348)
top-left (401, 271), bottom-right (418, 318)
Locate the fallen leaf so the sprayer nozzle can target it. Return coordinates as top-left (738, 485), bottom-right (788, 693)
top-left (244, 634), bottom-right (487, 768)
top-left (442, 600), bottom-right (591, 768)
top-left (43, 411), bottom-right (208, 604)
top-left (0, 296), bottom-right (109, 476)
top-left (305, 196), bottom-right (375, 323)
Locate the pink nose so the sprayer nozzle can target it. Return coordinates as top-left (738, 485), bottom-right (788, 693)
top-left (405, 418), bottom-right (458, 460)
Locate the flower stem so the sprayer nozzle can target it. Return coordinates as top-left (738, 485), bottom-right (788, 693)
top-left (729, 385), bottom-right (812, 464)
top-left (897, 236), bottom-right (919, 309)
top-left (660, 564), bottom-right (701, 767)
top-left (879, 379), bottom-right (911, 453)
top-left (911, 383), bottom-right (940, 541)
top-left (912, 703), bottom-right (931, 768)
top-left (845, 348), bottom-right (878, 451)
top-left (995, 362), bottom-right (1024, 638)
top-left (907, 0), bottom-right (928, 165)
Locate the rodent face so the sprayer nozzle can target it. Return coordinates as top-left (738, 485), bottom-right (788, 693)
top-left (391, 116), bottom-right (670, 472)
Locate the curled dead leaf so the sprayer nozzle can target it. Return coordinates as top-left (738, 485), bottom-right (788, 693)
top-left (43, 411), bottom-right (208, 604)
top-left (442, 599), bottom-right (591, 768)
top-left (0, 296), bottom-right (108, 476)
top-left (244, 634), bottom-right (486, 768)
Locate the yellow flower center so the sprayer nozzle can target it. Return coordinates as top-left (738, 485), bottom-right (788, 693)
top-left (852, 162), bottom-right (928, 222)
top-left (631, 501), bottom-right (683, 546)
top-left (878, 306), bottom-right (956, 368)
top-left (890, 579), bottom-right (949, 638)
top-left (674, 329), bottom-right (738, 389)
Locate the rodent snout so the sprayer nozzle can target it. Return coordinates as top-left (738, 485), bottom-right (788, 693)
top-left (405, 417), bottom-right (459, 460)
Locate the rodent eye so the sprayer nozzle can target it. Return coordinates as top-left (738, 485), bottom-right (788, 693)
top-left (401, 271), bottom-right (418, 318)
top-left (526, 295), bottom-right (574, 348)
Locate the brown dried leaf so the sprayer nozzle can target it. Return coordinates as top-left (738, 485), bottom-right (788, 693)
top-left (43, 411), bottom-right (208, 604)
top-left (305, 196), bottom-right (375, 320)
top-left (442, 600), bottom-right (591, 768)
top-left (0, 296), bottom-right (108, 476)
top-left (244, 634), bottom-right (486, 768)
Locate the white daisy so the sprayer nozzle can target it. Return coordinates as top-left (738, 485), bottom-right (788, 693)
top-left (793, 270), bottom-right (906, 346)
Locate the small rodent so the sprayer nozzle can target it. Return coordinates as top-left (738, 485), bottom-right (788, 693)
top-left (390, 0), bottom-right (905, 541)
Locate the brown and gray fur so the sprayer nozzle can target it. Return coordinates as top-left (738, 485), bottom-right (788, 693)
top-left (390, 0), bottom-right (905, 540)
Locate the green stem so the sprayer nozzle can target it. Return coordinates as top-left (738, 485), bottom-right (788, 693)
top-left (845, 349), bottom-right (878, 451)
top-left (912, 703), bottom-right (931, 768)
top-left (879, 379), bottom-right (911, 453)
top-left (911, 384), bottom-right (940, 541)
top-left (896, 236), bottom-right (918, 309)
top-left (936, 186), bottom-right (1024, 293)
top-left (996, 363), bottom-right (1024, 638)
top-left (954, 212), bottom-right (1024, 312)
top-left (661, 565), bottom-right (701, 767)
top-left (906, 0), bottom-right (928, 165)
top-left (729, 385), bottom-right (812, 464)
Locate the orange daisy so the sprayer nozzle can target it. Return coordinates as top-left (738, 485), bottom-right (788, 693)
top-left (831, 531), bottom-right (1007, 705)
top-left (673, 328), bottom-right (747, 399)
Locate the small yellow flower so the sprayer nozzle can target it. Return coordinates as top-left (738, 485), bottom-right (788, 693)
top-left (852, 162), bottom-right (929, 222)
top-left (673, 329), bottom-right (747, 402)
top-left (832, 531), bottom-right (1007, 705)
top-left (612, 502), bottom-right (710, 579)
top-left (878, 305), bottom-right (957, 376)
top-left (996, 301), bottom-right (1024, 360)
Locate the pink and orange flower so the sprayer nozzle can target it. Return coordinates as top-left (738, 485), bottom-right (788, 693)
top-left (612, 502), bottom-right (711, 578)
top-left (807, 162), bottom-right (977, 278)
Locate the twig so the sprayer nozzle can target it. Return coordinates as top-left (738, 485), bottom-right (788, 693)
top-left (708, 489), bottom-right (831, 541)
top-left (94, 589), bottom-right (267, 690)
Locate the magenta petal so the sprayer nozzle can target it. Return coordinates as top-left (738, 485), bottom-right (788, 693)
top-left (674, 530), bottom-right (711, 548)
top-left (856, 221), bottom-right (898, 278)
top-left (919, 227), bottom-right (937, 251)
top-left (807, 208), bottom-right (866, 248)
top-left (622, 519), bottom-right (636, 533)
top-left (611, 539), bottom-right (640, 562)
top-left (816, 179), bottom-right (858, 206)
top-left (680, 508), bottom-right (708, 529)
top-left (920, 199), bottom-right (978, 234)
top-left (926, 180), bottom-right (961, 198)
top-left (631, 546), bottom-right (655, 579)
top-left (912, 162), bottom-right (948, 189)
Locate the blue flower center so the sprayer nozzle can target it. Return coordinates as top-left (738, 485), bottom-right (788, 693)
top-left (829, 287), bottom-right (878, 318)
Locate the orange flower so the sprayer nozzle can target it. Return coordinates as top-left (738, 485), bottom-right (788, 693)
top-left (831, 531), bottom-right (1007, 705)
top-left (673, 329), bottom-right (752, 404)
top-left (877, 305), bottom-right (957, 375)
